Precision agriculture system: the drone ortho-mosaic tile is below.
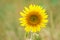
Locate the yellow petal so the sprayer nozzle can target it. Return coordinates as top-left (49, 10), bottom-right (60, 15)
top-left (41, 9), bottom-right (46, 13)
top-left (24, 7), bottom-right (29, 11)
top-left (20, 12), bottom-right (26, 17)
top-left (20, 23), bottom-right (26, 26)
top-left (25, 26), bottom-right (31, 32)
top-left (41, 14), bottom-right (48, 19)
top-left (38, 6), bottom-right (43, 10)
top-left (40, 23), bottom-right (46, 28)
top-left (19, 18), bottom-right (26, 24)
top-left (42, 20), bottom-right (48, 23)
top-left (31, 27), bottom-right (37, 32)
top-left (29, 4), bottom-right (33, 9)
top-left (36, 26), bottom-right (41, 31)
top-left (33, 5), bottom-right (35, 7)
top-left (44, 15), bottom-right (48, 18)
top-left (19, 18), bottom-right (24, 20)
top-left (23, 10), bottom-right (26, 13)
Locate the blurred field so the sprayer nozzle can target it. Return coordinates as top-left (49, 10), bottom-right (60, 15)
top-left (0, 0), bottom-right (60, 40)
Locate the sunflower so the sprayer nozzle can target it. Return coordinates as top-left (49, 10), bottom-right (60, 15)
top-left (19, 4), bottom-right (48, 32)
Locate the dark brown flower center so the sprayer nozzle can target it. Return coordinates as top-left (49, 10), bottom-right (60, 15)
top-left (30, 15), bottom-right (38, 22)
top-left (26, 11), bottom-right (41, 26)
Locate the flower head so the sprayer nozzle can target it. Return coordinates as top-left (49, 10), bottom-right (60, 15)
top-left (19, 4), bottom-right (48, 32)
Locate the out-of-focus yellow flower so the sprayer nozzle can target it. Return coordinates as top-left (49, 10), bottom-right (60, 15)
top-left (19, 4), bottom-right (48, 32)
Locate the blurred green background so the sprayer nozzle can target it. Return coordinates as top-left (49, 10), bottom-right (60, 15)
top-left (0, 0), bottom-right (60, 40)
